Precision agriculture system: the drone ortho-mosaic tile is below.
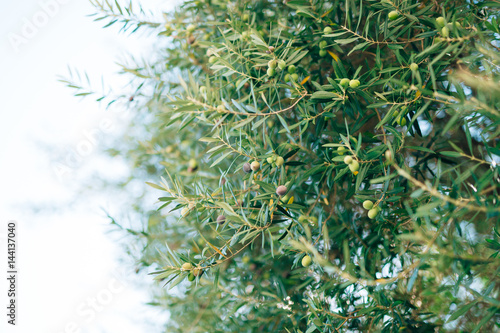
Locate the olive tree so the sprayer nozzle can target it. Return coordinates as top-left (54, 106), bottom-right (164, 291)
top-left (67, 0), bottom-right (500, 332)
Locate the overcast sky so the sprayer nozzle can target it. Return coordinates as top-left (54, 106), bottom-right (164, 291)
top-left (0, 0), bottom-right (180, 332)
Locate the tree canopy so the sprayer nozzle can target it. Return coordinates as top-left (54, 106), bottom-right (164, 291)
top-left (68, 0), bottom-right (500, 332)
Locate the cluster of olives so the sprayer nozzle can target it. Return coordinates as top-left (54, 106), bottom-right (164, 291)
top-left (339, 78), bottom-right (360, 89)
top-left (267, 59), bottom-right (287, 77)
top-left (181, 262), bottom-right (204, 282)
top-left (362, 200), bottom-right (381, 219)
top-left (434, 16), bottom-right (462, 41)
top-left (284, 65), bottom-right (299, 83)
top-left (266, 155), bottom-right (285, 168)
top-left (298, 215), bottom-right (318, 226)
top-left (243, 161), bottom-right (261, 173)
top-left (318, 40), bottom-right (328, 57)
top-left (392, 109), bottom-right (407, 127)
top-left (344, 155), bottom-right (359, 173)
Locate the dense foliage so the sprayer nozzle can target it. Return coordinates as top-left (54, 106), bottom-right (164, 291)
top-left (69, 0), bottom-right (500, 331)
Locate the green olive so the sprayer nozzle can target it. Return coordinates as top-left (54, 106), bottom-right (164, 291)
top-left (267, 67), bottom-right (276, 76)
top-left (340, 78), bottom-right (350, 87)
top-left (348, 160), bottom-right (359, 172)
top-left (388, 11), bottom-right (399, 21)
top-left (344, 156), bottom-right (353, 164)
top-left (275, 156), bottom-right (285, 166)
top-left (368, 208), bottom-right (379, 219)
top-left (337, 146), bottom-right (347, 155)
top-left (301, 255), bottom-right (312, 267)
top-left (208, 56), bottom-right (217, 64)
top-left (323, 26), bottom-right (333, 34)
top-left (182, 262), bottom-right (193, 271)
top-left (268, 60), bottom-right (277, 69)
top-left (319, 41), bottom-right (327, 49)
top-left (385, 150), bottom-right (393, 161)
top-left (349, 79), bottom-right (360, 88)
top-left (319, 49), bottom-right (327, 57)
top-left (436, 16), bottom-right (446, 28)
top-left (441, 26), bottom-right (450, 38)
top-left (363, 200), bottom-right (374, 210)
top-left (410, 63), bottom-right (418, 72)
top-left (278, 59), bottom-right (286, 70)
top-left (291, 74), bottom-right (299, 82)
top-left (187, 273), bottom-right (195, 281)
top-left (288, 65), bottom-right (296, 74)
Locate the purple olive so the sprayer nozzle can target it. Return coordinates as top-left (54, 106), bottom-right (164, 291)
top-left (276, 185), bottom-right (288, 196)
top-left (243, 163), bottom-right (252, 173)
top-left (217, 215), bottom-right (226, 224)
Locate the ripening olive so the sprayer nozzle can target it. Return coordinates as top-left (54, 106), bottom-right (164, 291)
top-left (243, 162), bottom-right (252, 173)
top-left (188, 158), bottom-right (198, 169)
top-left (251, 161), bottom-right (260, 171)
top-left (276, 185), bottom-right (288, 196)
top-left (217, 215), bottom-right (226, 224)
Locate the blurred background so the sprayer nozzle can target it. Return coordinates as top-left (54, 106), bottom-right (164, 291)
top-left (0, 0), bottom-right (180, 331)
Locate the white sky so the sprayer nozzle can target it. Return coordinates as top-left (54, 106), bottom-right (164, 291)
top-left (0, 0), bottom-right (180, 332)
